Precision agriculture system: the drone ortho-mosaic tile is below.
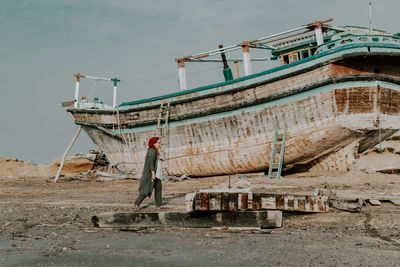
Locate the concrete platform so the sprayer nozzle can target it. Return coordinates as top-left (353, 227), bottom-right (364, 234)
top-left (92, 210), bottom-right (282, 229)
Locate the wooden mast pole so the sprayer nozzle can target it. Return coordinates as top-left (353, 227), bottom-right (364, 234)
top-left (234, 61), bottom-right (240, 78)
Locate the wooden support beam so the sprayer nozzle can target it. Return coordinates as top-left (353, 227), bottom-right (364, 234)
top-left (54, 127), bottom-right (82, 182)
top-left (234, 61), bottom-right (240, 78)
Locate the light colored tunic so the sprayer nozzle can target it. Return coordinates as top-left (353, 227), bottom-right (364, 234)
top-left (138, 148), bottom-right (157, 197)
top-left (156, 159), bottom-right (162, 180)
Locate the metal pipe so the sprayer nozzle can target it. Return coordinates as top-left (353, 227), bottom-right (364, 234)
top-left (188, 26), bottom-right (308, 59)
top-left (74, 80), bottom-right (80, 108)
top-left (219, 44), bottom-right (229, 69)
top-left (198, 46), bottom-right (241, 58)
top-left (369, 2), bottom-right (373, 35)
top-left (178, 60), bottom-right (187, 90)
top-left (257, 26), bottom-right (308, 41)
top-left (191, 44), bottom-right (239, 58)
top-left (113, 86), bottom-right (117, 108)
top-left (190, 57), bottom-right (269, 62)
top-left (315, 27), bottom-right (324, 46)
top-left (111, 78), bottom-right (120, 109)
top-left (73, 73), bottom-right (83, 108)
top-left (255, 30), bottom-right (312, 45)
top-left (242, 45), bottom-right (252, 76)
top-left (85, 75), bottom-right (112, 81)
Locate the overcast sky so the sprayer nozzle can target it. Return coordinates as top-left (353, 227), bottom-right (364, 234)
top-left (1, 0), bottom-right (399, 163)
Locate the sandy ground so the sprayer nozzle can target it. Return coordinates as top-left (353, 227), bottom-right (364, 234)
top-left (0, 169), bottom-right (399, 266)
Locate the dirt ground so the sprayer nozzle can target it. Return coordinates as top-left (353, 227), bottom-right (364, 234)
top-left (0, 168), bottom-right (399, 266)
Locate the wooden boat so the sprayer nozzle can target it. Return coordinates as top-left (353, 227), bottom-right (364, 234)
top-left (61, 19), bottom-right (400, 176)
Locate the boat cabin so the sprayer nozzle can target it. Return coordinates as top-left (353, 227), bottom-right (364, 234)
top-left (272, 25), bottom-right (392, 66)
top-left (279, 47), bottom-right (318, 65)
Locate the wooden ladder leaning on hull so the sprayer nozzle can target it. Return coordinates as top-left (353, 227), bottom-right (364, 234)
top-left (268, 127), bottom-right (287, 179)
top-left (156, 101), bottom-right (171, 174)
top-left (157, 101), bottom-right (170, 138)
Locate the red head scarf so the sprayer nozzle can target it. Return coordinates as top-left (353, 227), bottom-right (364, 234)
top-left (148, 137), bottom-right (159, 150)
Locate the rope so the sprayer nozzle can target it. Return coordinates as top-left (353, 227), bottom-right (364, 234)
top-left (89, 80), bottom-right (98, 99)
top-left (121, 66), bottom-right (221, 84)
top-left (115, 107), bottom-right (141, 174)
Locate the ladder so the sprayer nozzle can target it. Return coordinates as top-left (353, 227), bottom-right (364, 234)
top-left (268, 127), bottom-right (287, 179)
top-left (157, 101), bottom-right (170, 138)
top-left (157, 101), bottom-right (171, 175)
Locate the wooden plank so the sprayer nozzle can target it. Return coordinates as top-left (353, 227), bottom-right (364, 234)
top-left (188, 192), bottom-right (329, 213)
top-left (185, 193), bottom-right (195, 212)
top-left (330, 199), bottom-right (362, 212)
top-left (92, 211), bottom-right (282, 229)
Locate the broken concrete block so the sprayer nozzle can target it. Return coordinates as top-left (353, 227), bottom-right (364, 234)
top-left (92, 210), bottom-right (282, 229)
top-left (389, 200), bottom-right (400, 206)
top-left (368, 199), bottom-right (382, 206)
top-left (185, 193), bottom-right (195, 212)
top-left (330, 199), bottom-right (362, 212)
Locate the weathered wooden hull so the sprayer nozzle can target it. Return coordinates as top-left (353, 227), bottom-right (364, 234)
top-left (63, 41), bottom-right (400, 176)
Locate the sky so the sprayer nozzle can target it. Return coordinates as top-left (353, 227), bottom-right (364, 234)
top-left (1, 0), bottom-right (399, 163)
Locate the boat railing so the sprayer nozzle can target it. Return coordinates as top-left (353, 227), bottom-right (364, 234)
top-left (315, 35), bottom-right (400, 54)
top-left (77, 101), bottom-right (113, 110)
top-left (71, 73), bottom-right (120, 110)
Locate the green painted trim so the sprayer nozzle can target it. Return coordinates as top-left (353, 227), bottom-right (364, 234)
top-left (113, 80), bottom-right (400, 134)
top-left (111, 78), bottom-right (120, 87)
top-left (118, 42), bottom-right (400, 109)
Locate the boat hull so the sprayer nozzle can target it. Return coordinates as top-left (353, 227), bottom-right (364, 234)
top-left (63, 49), bottom-right (400, 176)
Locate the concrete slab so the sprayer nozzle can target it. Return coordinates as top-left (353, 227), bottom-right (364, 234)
top-left (92, 210), bottom-right (282, 229)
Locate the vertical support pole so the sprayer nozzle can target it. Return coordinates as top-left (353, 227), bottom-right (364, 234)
top-left (111, 78), bottom-right (120, 109)
top-left (73, 73), bottom-right (83, 108)
top-left (315, 26), bottom-right (324, 46)
top-left (177, 59), bottom-right (187, 91)
top-left (307, 19), bottom-right (332, 47)
top-left (242, 45), bottom-right (252, 76)
top-left (369, 2), bottom-right (373, 35)
top-left (219, 44), bottom-right (233, 81)
top-left (234, 61), bottom-right (240, 78)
